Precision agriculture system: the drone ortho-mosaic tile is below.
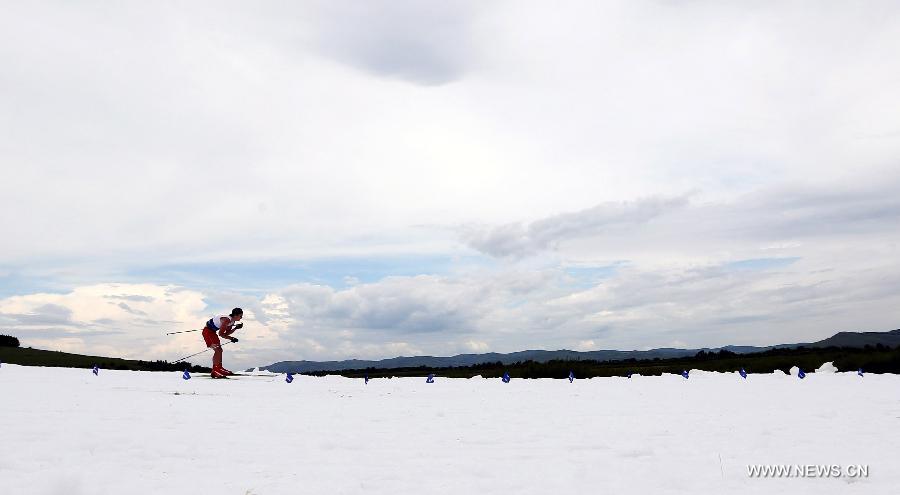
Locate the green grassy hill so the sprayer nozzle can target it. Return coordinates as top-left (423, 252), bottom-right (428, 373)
top-left (0, 346), bottom-right (210, 372)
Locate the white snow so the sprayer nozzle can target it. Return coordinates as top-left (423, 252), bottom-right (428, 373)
top-left (817, 361), bottom-right (838, 373)
top-left (244, 368), bottom-right (279, 377)
top-left (2, 364), bottom-right (897, 494)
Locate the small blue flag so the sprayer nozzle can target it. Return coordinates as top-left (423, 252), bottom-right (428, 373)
top-left (626, 372), bottom-right (632, 379)
top-left (502, 372), bottom-right (510, 383)
top-left (797, 368), bottom-right (806, 379)
top-left (857, 368), bottom-right (864, 377)
top-left (426, 374), bottom-right (435, 383)
top-left (182, 369), bottom-right (191, 380)
top-left (739, 368), bottom-right (747, 379)
top-left (365, 374), bottom-right (369, 384)
top-left (92, 365), bottom-right (99, 376)
top-left (286, 373), bottom-right (294, 384)
top-left (681, 370), bottom-right (689, 379)
top-left (568, 371), bottom-right (575, 383)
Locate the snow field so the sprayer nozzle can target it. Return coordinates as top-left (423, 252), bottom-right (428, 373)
top-left (1, 364), bottom-right (897, 494)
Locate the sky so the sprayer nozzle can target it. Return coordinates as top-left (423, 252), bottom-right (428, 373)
top-left (1, 0), bottom-right (899, 369)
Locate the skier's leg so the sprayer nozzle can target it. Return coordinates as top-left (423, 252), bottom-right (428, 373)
top-left (213, 345), bottom-right (223, 368)
top-left (202, 327), bottom-right (226, 376)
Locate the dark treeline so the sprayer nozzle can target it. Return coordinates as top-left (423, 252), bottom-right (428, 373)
top-left (0, 334), bottom-right (20, 347)
top-left (86, 359), bottom-right (210, 373)
top-left (305, 344), bottom-right (900, 379)
top-left (0, 344), bottom-right (210, 372)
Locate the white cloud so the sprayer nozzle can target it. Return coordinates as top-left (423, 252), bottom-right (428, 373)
top-left (3, 1), bottom-right (898, 266)
top-left (460, 195), bottom-right (690, 257)
top-left (464, 340), bottom-right (490, 353)
top-left (3, 239), bottom-right (900, 368)
top-left (1, 1), bottom-right (899, 364)
top-left (0, 284), bottom-right (231, 363)
top-left (304, 0), bottom-right (485, 85)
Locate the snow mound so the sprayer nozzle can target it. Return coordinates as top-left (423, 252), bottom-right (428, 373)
top-left (469, 375), bottom-right (483, 379)
top-left (773, 369), bottom-right (787, 376)
top-left (789, 366), bottom-right (800, 376)
top-left (245, 368), bottom-right (279, 376)
top-left (816, 361), bottom-right (838, 373)
top-left (688, 369), bottom-right (714, 377)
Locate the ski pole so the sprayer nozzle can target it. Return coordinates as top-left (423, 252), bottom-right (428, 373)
top-left (168, 322), bottom-right (244, 336)
top-left (172, 340), bottom-right (234, 364)
top-left (166, 329), bottom-right (201, 335)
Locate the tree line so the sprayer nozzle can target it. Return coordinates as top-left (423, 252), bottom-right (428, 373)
top-left (307, 344), bottom-right (900, 379)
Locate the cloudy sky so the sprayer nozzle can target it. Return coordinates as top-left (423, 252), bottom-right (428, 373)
top-left (2, 1), bottom-right (899, 369)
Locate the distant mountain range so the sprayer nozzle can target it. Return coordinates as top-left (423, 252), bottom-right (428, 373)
top-left (259, 328), bottom-right (900, 374)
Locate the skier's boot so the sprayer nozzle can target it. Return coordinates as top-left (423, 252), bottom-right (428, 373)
top-left (211, 366), bottom-right (229, 379)
top-left (213, 365), bottom-right (234, 376)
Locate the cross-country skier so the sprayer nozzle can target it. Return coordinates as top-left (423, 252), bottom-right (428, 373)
top-left (202, 308), bottom-right (243, 378)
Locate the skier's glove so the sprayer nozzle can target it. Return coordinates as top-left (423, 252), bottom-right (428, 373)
top-left (234, 323), bottom-right (243, 330)
top-left (229, 337), bottom-right (239, 343)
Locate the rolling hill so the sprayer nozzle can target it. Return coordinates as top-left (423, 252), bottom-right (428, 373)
top-left (261, 328), bottom-right (900, 373)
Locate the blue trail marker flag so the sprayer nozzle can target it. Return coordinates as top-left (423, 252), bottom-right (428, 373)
top-left (858, 368), bottom-right (864, 377)
top-left (92, 365), bottom-right (99, 376)
top-left (502, 372), bottom-right (510, 383)
top-left (797, 368), bottom-right (806, 379)
top-left (365, 374), bottom-right (369, 384)
top-left (626, 372), bottom-right (632, 379)
top-left (568, 371), bottom-right (575, 383)
top-left (286, 373), bottom-right (294, 384)
top-left (681, 370), bottom-right (689, 379)
top-left (182, 369), bottom-right (191, 380)
top-left (739, 368), bottom-right (747, 379)
top-left (426, 374), bottom-right (435, 383)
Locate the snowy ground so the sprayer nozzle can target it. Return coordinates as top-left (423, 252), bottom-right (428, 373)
top-left (1, 364), bottom-right (898, 494)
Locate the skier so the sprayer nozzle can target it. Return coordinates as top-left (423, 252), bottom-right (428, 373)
top-left (202, 308), bottom-right (243, 378)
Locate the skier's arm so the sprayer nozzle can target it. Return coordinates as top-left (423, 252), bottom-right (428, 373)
top-left (221, 326), bottom-right (238, 342)
top-left (218, 317), bottom-right (233, 337)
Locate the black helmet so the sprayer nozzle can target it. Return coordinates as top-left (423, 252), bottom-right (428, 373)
top-left (231, 307), bottom-right (243, 317)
